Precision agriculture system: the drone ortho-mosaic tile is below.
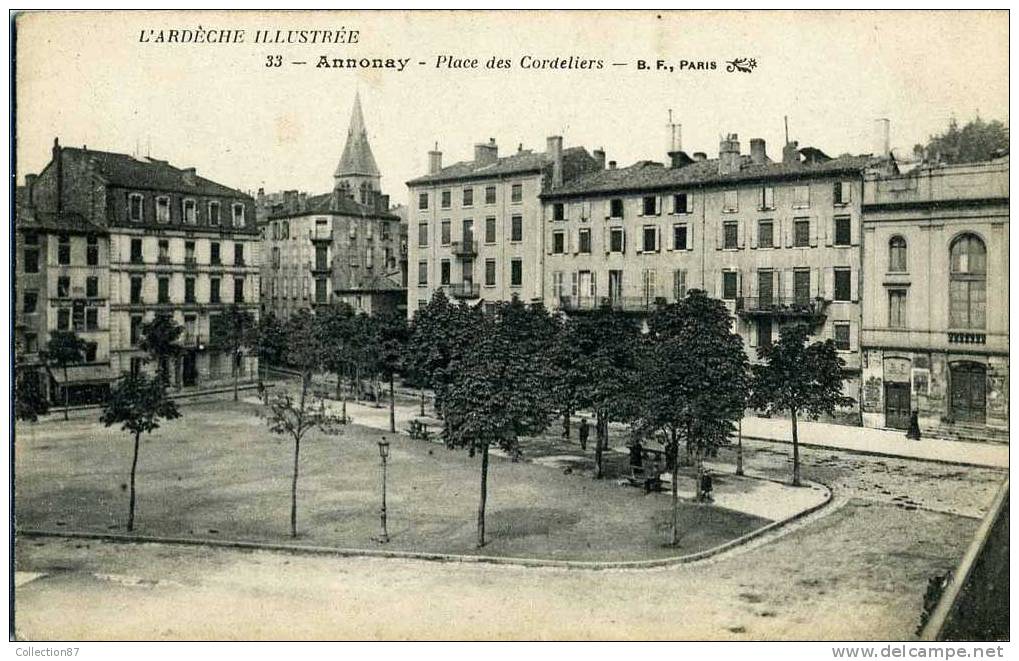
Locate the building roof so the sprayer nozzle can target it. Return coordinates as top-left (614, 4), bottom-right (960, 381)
top-left (335, 272), bottom-right (405, 293)
top-left (267, 191), bottom-right (401, 221)
top-left (18, 211), bottom-right (107, 235)
top-left (542, 152), bottom-right (888, 199)
top-left (407, 146), bottom-right (593, 186)
top-left (334, 91), bottom-right (381, 179)
top-left (62, 147), bottom-right (250, 199)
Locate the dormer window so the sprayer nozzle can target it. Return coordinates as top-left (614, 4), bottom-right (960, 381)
top-left (155, 196), bottom-right (170, 223)
top-left (128, 194), bottom-right (144, 222)
top-left (232, 203), bottom-right (246, 228)
top-left (208, 201), bottom-right (221, 226)
top-left (182, 199), bottom-right (197, 224)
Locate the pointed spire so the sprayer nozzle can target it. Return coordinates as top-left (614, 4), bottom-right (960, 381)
top-left (335, 91), bottom-right (380, 179)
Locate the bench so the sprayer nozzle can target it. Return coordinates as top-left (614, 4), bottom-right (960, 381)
top-left (627, 466), bottom-right (663, 493)
top-left (407, 419), bottom-right (434, 441)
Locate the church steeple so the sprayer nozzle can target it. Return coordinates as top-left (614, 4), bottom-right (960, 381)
top-left (334, 91), bottom-right (381, 204)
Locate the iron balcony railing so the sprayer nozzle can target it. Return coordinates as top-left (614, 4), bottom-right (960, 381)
top-left (735, 296), bottom-right (828, 318)
top-left (558, 295), bottom-right (667, 313)
top-left (309, 228), bottom-right (333, 242)
top-left (947, 331), bottom-right (986, 345)
top-left (447, 282), bottom-right (481, 299)
top-left (451, 240), bottom-right (478, 257)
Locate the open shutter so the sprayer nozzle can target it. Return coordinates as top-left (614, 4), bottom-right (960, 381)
top-left (824, 215), bottom-right (833, 247)
top-left (749, 271), bottom-right (759, 297)
top-left (849, 320), bottom-right (857, 351)
top-left (810, 217), bottom-right (819, 247)
top-left (749, 220), bottom-right (758, 249)
top-left (851, 267), bottom-right (859, 302)
top-left (655, 227), bottom-right (661, 252)
top-left (571, 271), bottom-right (579, 297)
top-left (622, 228), bottom-right (627, 254)
top-left (584, 201), bottom-right (592, 221)
top-left (783, 268), bottom-right (794, 300)
top-left (784, 217), bottom-right (794, 248)
top-left (738, 219), bottom-right (746, 249)
top-left (716, 220), bottom-right (723, 250)
top-left (737, 270), bottom-right (744, 299)
top-left (812, 267), bottom-right (821, 297)
top-left (656, 196), bottom-right (663, 216)
top-left (687, 224), bottom-right (694, 251)
top-left (823, 267), bottom-right (833, 299)
top-left (603, 227), bottom-right (610, 255)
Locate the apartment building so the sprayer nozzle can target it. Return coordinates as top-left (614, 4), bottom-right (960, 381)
top-left (860, 157), bottom-right (1009, 440)
top-left (540, 134), bottom-right (894, 421)
top-left (27, 139), bottom-right (260, 390)
top-left (406, 135), bottom-right (603, 316)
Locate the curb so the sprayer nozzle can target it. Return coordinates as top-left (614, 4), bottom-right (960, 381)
top-left (742, 434), bottom-right (1007, 470)
top-left (17, 482), bottom-right (832, 572)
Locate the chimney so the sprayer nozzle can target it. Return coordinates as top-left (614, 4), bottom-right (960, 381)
top-left (25, 174), bottom-right (37, 206)
top-left (593, 148), bottom-right (606, 170)
top-left (718, 133), bottom-right (741, 175)
top-left (547, 135), bottom-right (564, 188)
top-left (874, 118), bottom-right (890, 158)
top-left (608, 160), bottom-right (617, 170)
top-left (669, 151), bottom-right (694, 169)
top-left (474, 138), bottom-right (498, 166)
top-left (428, 143), bottom-right (442, 174)
top-left (692, 152), bottom-right (707, 162)
top-left (53, 138), bottom-right (63, 213)
top-left (750, 138), bottom-right (767, 165)
top-left (182, 167), bottom-right (197, 185)
top-left (298, 192), bottom-right (307, 211)
top-left (782, 140), bottom-right (800, 165)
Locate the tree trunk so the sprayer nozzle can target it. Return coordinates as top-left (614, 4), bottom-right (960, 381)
top-left (477, 441), bottom-right (490, 548)
top-left (127, 430), bottom-right (141, 532)
top-left (695, 450), bottom-right (705, 502)
top-left (232, 352), bottom-right (239, 402)
top-left (562, 411), bottom-right (571, 439)
top-left (290, 435), bottom-right (301, 538)
top-left (669, 429), bottom-right (680, 546)
top-left (389, 373), bottom-right (396, 432)
top-left (336, 371), bottom-right (342, 400)
top-left (791, 408), bottom-right (801, 487)
top-left (594, 412), bottom-right (604, 479)
top-left (419, 386), bottom-right (426, 416)
top-left (736, 417), bottom-right (744, 476)
top-left (63, 365), bottom-right (69, 420)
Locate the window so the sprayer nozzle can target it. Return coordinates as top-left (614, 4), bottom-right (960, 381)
top-left (130, 238), bottom-right (144, 264)
top-left (208, 201), bottom-right (221, 226)
top-left (440, 190), bottom-right (451, 209)
top-left (314, 245), bottom-right (329, 271)
top-left (232, 203), bottom-right (246, 227)
top-left (462, 187), bottom-right (474, 207)
top-left (184, 240), bottom-right (196, 266)
top-left (552, 231), bottom-right (566, 254)
top-left (722, 271), bottom-right (738, 300)
top-left (57, 308), bottom-right (70, 331)
top-left (184, 277), bottom-right (196, 303)
top-left (417, 261), bottom-right (428, 286)
top-left (889, 289), bottom-right (908, 328)
top-left (156, 196), bottom-right (170, 223)
top-left (315, 278), bottom-right (328, 303)
top-left (673, 193), bottom-right (691, 214)
top-left (642, 269), bottom-right (657, 301)
top-left (794, 269), bottom-right (811, 304)
top-left (889, 236), bottom-right (907, 272)
top-left (794, 219), bottom-right (810, 247)
top-left (673, 270), bottom-right (687, 301)
top-left (510, 215), bottom-right (523, 242)
top-left (485, 217), bottom-right (496, 243)
top-left (418, 223), bottom-right (429, 247)
top-left (365, 246), bottom-right (374, 269)
top-left (210, 242), bottom-right (221, 265)
top-left (22, 234), bottom-right (39, 273)
top-left (25, 332), bottom-right (38, 353)
top-left (158, 277), bottom-right (170, 303)
top-left (758, 270), bottom-right (774, 306)
top-left (281, 221), bottom-right (289, 240)
top-left (418, 193), bottom-right (429, 210)
top-left (485, 259), bottom-right (496, 286)
top-left (949, 234), bottom-right (987, 329)
top-left (722, 190), bottom-right (738, 213)
top-left (129, 194), bottom-right (144, 222)
top-left (210, 278), bottom-right (221, 303)
top-left (485, 186), bottom-right (496, 205)
top-left (130, 277), bottom-right (143, 304)
top-left (440, 259), bottom-right (451, 286)
top-left (609, 227), bottom-right (625, 253)
top-left (86, 308), bottom-right (99, 332)
top-left (183, 199), bottom-right (197, 224)
top-left (234, 277), bottom-right (245, 303)
top-left (834, 268), bottom-right (852, 302)
top-left (441, 220), bottom-right (451, 245)
top-left (673, 224), bottom-right (688, 250)
top-left (834, 216), bottom-right (852, 246)
top-left (86, 276), bottom-right (98, 298)
top-left (23, 291), bottom-right (37, 314)
top-left (833, 181), bottom-right (852, 205)
top-left (757, 319), bottom-right (773, 348)
top-left (723, 221), bottom-right (738, 249)
top-left (642, 196), bottom-right (657, 216)
top-left (234, 244), bottom-right (244, 266)
top-left (759, 186), bottom-right (775, 210)
top-left (511, 184), bottom-right (523, 203)
top-left (642, 226), bottom-right (658, 253)
top-left (834, 323), bottom-right (851, 350)
top-left (56, 276), bottom-right (70, 298)
top-left (87, 235), bottom-right (99, 265)
top-left (553, 203), bottom-right (565, 221)
top-left (609, 198), bottom-right (624, 219)
top-left (57, 234), bottom-right (70, 265)
top-left (510, 259), bottom-right (523, 287)
top-left (792, 185), bottom-right (810, 209)
top-left (578, 228), bottom-right (591, 254)
top-left (758, 220), bottom-right (774, 248)
top-left (157, 239), bottom-right (170, 264)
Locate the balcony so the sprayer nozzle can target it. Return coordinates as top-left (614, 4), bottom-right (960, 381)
top-left (309, 228), bottom-right (333, 243)
top-left (735, 296), bottom-right (828, 321)
top-left (447, 282), bottom-right (481, 299)
top-left (180, 332), bottom-right (205, 350)
top-left (157, 254), bottom-right (171, 265)
top-left (184, 257), bottom-right (198, 270)
top-left (558, 296), bottom-right (667, 314)
top-left (308, 260), bottom-right (332, 275)
top-left (451, 240), bottom-right (478, 258)
top-left (948, 331), bottom-right (986, 345)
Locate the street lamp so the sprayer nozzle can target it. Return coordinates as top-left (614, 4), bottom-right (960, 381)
top-left (374, 437), bottom-right (391, 543)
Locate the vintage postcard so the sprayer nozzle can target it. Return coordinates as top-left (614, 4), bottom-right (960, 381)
top-left (9, 8), bottom-right (1010, 647)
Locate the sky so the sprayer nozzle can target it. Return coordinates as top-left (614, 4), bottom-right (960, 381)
top-left (15, 10), bottom-right (1009, 202)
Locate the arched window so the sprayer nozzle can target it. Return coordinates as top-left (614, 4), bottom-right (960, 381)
top-left (889, 236), bottom-right (907, 272)
top-left (949, 234), bottom-right (987, 329)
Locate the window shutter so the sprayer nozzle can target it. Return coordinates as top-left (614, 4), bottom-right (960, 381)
top-left (784, 218), bottom-right (794, 248)
top-left (622, 228), bottom-right (627, 253)
top-left (687, 224), bottom-right (694, 251)
top-left (584, 201), bottom-right (592, 221)
top-left (849, 320), bottom-right (857, 351)
top-left (750, 220), bottom-right (758, 249)
top-left (824, 215), bottom-right (833, 246)
top-left (656, 196), bottom-right (663, 216)
top-left (655, 227), bottom-right (661, 252)
top-left (716, 219), bottom-right (723, 250)
top-left (603, 227), bottom-right (610, 255)
top-left (637, 199), bottom-right (644, 218)
top-left (738, 219), bottom-right (746, 249)
top-left (783, 268), bottom-right (794, 299)
top-left (851, 267), bottom-right (859, 302)
top-left (737, 270), bottom-right (743, 298)
top-left (571, 272), bottom-right (579, 297)
top-left (810, 218), bottom-right (819, 247)
top-left (812, 267), bottom-right (822, 297)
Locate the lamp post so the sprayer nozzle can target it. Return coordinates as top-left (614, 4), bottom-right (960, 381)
top-left (375, 437), bottom-right (391, 543)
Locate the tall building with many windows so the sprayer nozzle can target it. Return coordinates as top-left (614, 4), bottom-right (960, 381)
top-left (406, 136), bottom-right (603, 316)
top-left (26, 139), bottom-right (260, 390)
top-left (860, 157), bottom-right (1008, 439)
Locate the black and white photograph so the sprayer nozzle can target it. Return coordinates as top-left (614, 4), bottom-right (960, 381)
top-left (7, 8), bottom-right (1011, 648)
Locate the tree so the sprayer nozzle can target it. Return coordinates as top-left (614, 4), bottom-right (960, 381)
top-left (100, 372), bottom-right (180, 531)
top-left (636, 291), bottom-right (749, 545)
top-left (255, 312), bottom-right (287, 390)
top-left (45, 330), bottom-right (89, 420)
top-left (923, 116), bottom-right (1008, 164)
top-left (15, 364), bottom-right (49, 422)
top-left (211, 305), bottom-right (257, 401)
top-left (442, 300), bottom-right (554, 547)
top-left (315, 303), bottom-right (357, 414)
top-left (371, 310), bottom-right (409, 433)
top-left (547, 315), bottom-right (585, 442)
top-left (139, 313), bottom-right (184, 386)
top-left (265, 309), bottom-right (344, 538)
top-left (750, 324), bottom-right (855, 486)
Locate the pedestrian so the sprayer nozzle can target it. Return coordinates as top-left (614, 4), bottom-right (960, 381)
top-left (906, 410), bottom-right (922, 441)
top-left (578, 417), bottom-right (589, 450)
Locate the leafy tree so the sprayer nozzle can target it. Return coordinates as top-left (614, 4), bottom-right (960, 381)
top-left (15, 364), bottom-right (49, 422)
top-left (636, 291), bottom-right (749, 545)
top-left (750, 324), bottom-right (855, 486)
top-left (45, 330), bottom-right (89, 420)
top-left (255, 312), bottom-right (287, 390)
top-left (442, 299), bottom-right (554, 547)
top-left (923, 116), bottom-right (1008, 164)
top-left (265, 309), bottom-right (344, 538)
top-left (211, 305), bottom-right (257, 402)
top-left (139, 313), bottom-right (183, 385)
top-left (371, 310), bottom-right (409, 433)
top-left (315, 303), bottom-right (357, 412)
top-left (100, 372), bottom-right (181, 531)
top-left (547, 315), bottom-right (587, 441)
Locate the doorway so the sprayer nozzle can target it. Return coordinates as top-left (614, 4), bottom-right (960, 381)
top-left (950, 362), bottom-right (987, 423)
top-left (884, 382), bottom-right (911, 430)
top-left (182, 351), bottom-right (197, 387)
